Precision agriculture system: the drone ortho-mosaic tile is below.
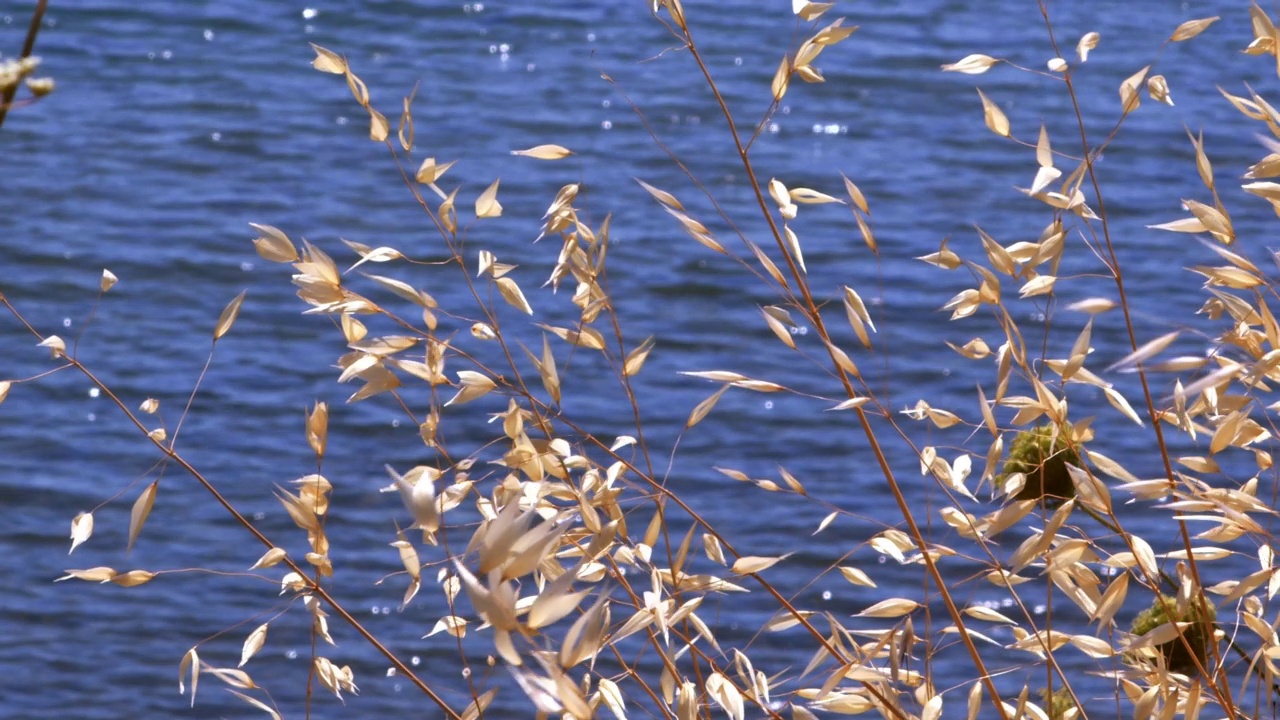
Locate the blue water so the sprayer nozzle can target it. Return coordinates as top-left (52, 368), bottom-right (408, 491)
top-left (2, 1), bottom-right (1273, 717)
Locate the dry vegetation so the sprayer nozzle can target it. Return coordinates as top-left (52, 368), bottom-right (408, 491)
top-left (13, 1), bottom-right (1280, 718)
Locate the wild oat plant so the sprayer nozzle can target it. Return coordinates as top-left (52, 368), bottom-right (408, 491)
top-left (11, 1), bottom-right (1280, 718)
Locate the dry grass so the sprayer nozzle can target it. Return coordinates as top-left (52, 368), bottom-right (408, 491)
top-left (11, 1), bottom-right (1280, 718)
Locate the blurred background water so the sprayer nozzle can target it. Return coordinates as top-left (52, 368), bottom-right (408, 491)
top-left (2, 0), bottom-right (1276, 717)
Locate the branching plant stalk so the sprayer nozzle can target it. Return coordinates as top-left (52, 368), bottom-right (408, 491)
top-left (1037, 3), bottom-right (1236, 712)
top-left (673, 9), bottom-right (1011, 718)
top-left (0, 294), bottom-right (464, 720)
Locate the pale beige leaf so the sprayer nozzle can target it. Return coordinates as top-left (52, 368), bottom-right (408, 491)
top-left (635, 178), bottom-right (683, 210)
top-left (445, 370), bottom-right (497, 406)
top-left (942, 53), bottom-right (998, 74)
top-left (475, 178), bottom-right (503, 218)
top-left (414, 157), bottom-right (457, 185)
top-left (814, 511), bottom-right (838, 535)
top-left (977, 89), bottom-right (1010, 137)
top-left (57, 566), bottom-right (117, 582)
top-left (249, 223), bottom-right (298, 262)
top-left (239, 623), bottom-right (268, 668)
top-left (1065, 297), bottom-right (1117, 314)
top-left (838, 566), bottom-right (876, 587)
top-left (496, 277), bottom-right (533, 315)
top-left (427, 615), bottom-right (469, 638)
top-left (1018, 274), bottom-right (1056, 298)
top-left (1119, 65), bottom-right (1150, 113)
top-left (964, 605), bottom-right (1015, 624)
top-left (1076, 31), bottom-right (1100, 62)
top-left (512, 144), bottom-right (573, 160)
top-left (854, 211), bottom-right (877, 253)
top-left (771, 55), bottom-right (790, 101)
top-left (841, 173), bottom-right (869, 214)
top-left (856, 597), bottom-right (920, 618)
top-left (69, 512), bottom-right (93, 554)
top-left (213, 290), bottom-right (247, 341)
top-left (309, 43), bottom-right (346, 74)
top-left (38, 335), bottom-right (65, 357)
top-left (1103, 387), bottom-right (1143, 425)
top-left (789, 187), bottom-right (842, 204)
top-left (598, 676), bottom-right (626, 720)
top-left (624, 337), bottom-right (655, 377)
top-left (178, 647), bottom-right (199, 706)
top-left (732, 554), bottom-right (790, 575)
top-left (128, 481), bottom-right (158, 552)
top-left (1170, 16), bottom-right (1219, 41)
top-left (922, 695), bottom-right (943, 720)
top-left (249, 547), bottom-right (287, 570)
top-left (793, 0), bottom-right (834, 20)
top-left (1035, 124), bottom-right (1053, 167)
top-left (110, 569), bottom-right (156, 587)
top-left (369, 108), bottom-right (388, 142)
top-left (827, 396), bottom-right (869, 411)
top-left (1130, 535), bottom-right (1158, 580)
top-left (687, 385), bottom-right (729, 429)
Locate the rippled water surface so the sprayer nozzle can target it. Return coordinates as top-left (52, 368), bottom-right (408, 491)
top-left (2, 1), bottom-right (1273, 717)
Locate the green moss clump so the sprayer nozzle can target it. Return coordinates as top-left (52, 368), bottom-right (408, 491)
top-left (1130, 594), bottom-right (1217, 674)
top-left (1036, 687), bottom-right (1076, 719)
top-left (999, 423), bottom-right (1079, 504)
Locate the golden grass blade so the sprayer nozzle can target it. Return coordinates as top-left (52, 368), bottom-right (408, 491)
top-left (178, 647), bottom-right (199, 706)
top-left (69, 512), bottom-right (93, 554)
top-left (57, 567), bottom-right (118, 582)
top-left (309, 43), bottom-right (346, 74)
top-left (634, 178), bottom-right (683, 210)
top-left (783, 226), bottom-right (806, 272)
top-left (475, 178), bottom-right (503, 218)
top-left (415, 157), bottom-right (457, 184)
top-left (128, 481), bottom-right (158, 552)
top-left (249, 223), bottom-right (297, 263)
top-left (1170, 16), bottom-right (1219, 41)
top-left (110, 569), bottom-right (156, 587)
top-left (687, 385), bottom-right (729, 428)
top-left (762, 306), bottom-right (797, 348)
top-left (856, 597), bottom-right (920, 618)
top-left (239, 623), bottom-right (268, 668)
top-left (771, 55), bottom-right (790, 101)
top-left (732, 554), bottom-right (790, 575)
top-left (368, 107), bottom-right (389, 141)
top-left (512, 144), bottom-right (573, 159)
top-left (1119, 65), bottom-right (1149, 113)
top-left (496, 277), bottom-right (534, 315)
top-left (213, 290), bottom-right (247, 341)
top-left (854, 211), bottom-right (877, 253)
top-left (789, 187), bottom-right (841, 204)
top-left (840, 173), bottom-right (869, 214)
top-left (976, 89), bottom-right (1010, 137)
top-left (838, 566), bottom-right (875, 587)
top-left (445, 370), bottom-right (497, 406)
top-left (428, 615), bottom-right (468, 638)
